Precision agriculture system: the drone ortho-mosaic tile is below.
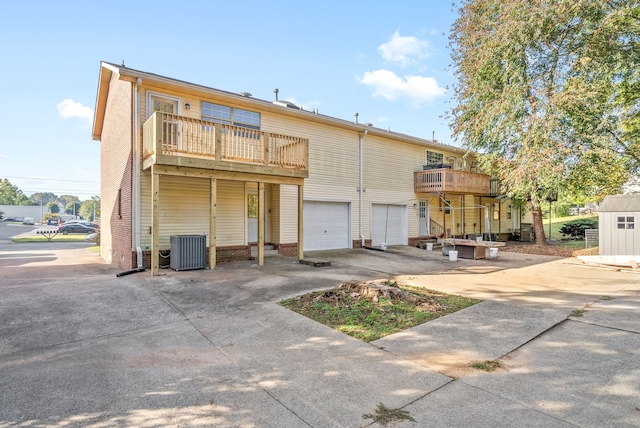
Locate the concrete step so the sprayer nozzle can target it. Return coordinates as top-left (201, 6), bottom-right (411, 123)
top-left (250, 245), bottom-right (281, 258)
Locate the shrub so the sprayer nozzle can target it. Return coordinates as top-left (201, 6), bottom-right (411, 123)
top-left (559, 218), bottom-right (597, 239)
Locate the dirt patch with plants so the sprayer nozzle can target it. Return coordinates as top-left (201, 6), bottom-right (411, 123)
top-left (280, 280), bottom-right (481, 343)
top-left (501, 241), bottom-right (598, 258)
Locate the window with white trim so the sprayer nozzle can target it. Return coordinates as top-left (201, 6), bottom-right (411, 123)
top-left (617, 216), bottom-right (635, 230)
top-left (201, 102), bottom-right (260, 130)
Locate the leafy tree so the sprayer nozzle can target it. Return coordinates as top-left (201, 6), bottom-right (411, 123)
top-left (610, 3), bottom-right (640, 167)
top-left (0, 178), bottom-right (33, 205)
top-left (65, 202), bottom-right (81, 216)
top-left (450, 0), bottom-right (636, 245)
top-left (43, 213), bottom-right (60, 222)
top-left (60, 195), bottom-right (80, 208)
top-left (30, 192), bottom-right (58, 206)
top-left (47, 201), bottom-right (60, 214)
top-left (79, 196), bottom-right (100, 222)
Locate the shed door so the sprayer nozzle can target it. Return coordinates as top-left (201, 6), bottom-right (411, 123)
top-left (304, 201), bottom-right (350, 251)
top-left (371, 204), bottom-right (408, 246)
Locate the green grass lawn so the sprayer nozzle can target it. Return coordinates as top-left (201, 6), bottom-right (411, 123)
top-left (544, 214), bottom-right (597, 240)
top-left (281, 283), bottom-right (481, 342)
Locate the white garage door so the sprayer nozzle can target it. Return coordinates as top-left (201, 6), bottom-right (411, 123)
top-left (304, 201), bottom-right (351, 251)
top-left (371, 204), bottom-right (408, 246)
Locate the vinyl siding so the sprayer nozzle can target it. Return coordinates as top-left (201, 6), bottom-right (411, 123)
top-left (280, 184), bottom-right (299, 243)
top-left (270, 184), bottom-right (281, 243)
top-left (262, 113), bottom-right (465, 242)
top-left (131, 80), bottom-right (513, 248)
top-left (600, 211), bottom-right (640, 255)
top-left (140, 175), bottom-right (245, 249)
top-left (216, 180), bottom-right (246, 246)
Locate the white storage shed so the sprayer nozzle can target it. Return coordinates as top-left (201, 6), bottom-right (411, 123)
top-left (598, 194), bottom-right (640, 256)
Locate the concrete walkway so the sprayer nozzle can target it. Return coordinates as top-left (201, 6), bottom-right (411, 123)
top-left (0, 240), bottom-right (639, 427)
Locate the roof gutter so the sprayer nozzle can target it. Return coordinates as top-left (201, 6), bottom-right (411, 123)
top-left (133, 77), bottom-right (143, 269)
top-left (359, 129), bottom-right (367, 247)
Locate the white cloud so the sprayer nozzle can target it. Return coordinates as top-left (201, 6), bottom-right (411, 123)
top-left (357, 69), bottom-right (446, 107)
top-left (56, 99), bottom-right (93, 124)
top-left (378, 31), bottom-right (431, 67)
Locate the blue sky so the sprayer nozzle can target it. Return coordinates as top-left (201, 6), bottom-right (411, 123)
top-left (0, 1), bottom-right (458, 199)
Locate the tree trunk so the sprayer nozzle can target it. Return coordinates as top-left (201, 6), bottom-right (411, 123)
top-left (531, 203), bottom-right (548, 246)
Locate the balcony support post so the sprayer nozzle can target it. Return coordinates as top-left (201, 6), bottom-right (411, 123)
top-left (298, 183), bottom-right (304, 260)
top-left (442, 193), bottom-right (446, 237)
top-left (151, 166), bottom-right (160, 276)
top-left (461, 194), bottom-right (465, 237)
top-left (479, 196), bottom-right (483, 235)
top-left (209, 178), bottom-right (217, 270)
top-left (257, 182), bottom-right (265, 266)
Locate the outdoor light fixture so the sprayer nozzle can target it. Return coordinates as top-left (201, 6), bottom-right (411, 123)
top-left (185, 103), bottom-right (190, 110)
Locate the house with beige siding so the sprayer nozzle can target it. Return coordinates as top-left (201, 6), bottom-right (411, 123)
top-left (92, 61), bottom-right (527, 275)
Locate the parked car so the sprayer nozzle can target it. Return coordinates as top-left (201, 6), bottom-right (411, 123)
top-left (47, 218), bottom-right (60, 226)
top-left (58, 223), bottom-right (97, 235)
top-left (63, 220), bottom-right (98, 228)
top-left (22, 217), bottom-right (35, 225)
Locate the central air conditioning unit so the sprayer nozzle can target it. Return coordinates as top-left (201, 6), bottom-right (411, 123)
top-left (170, 235), bottom-right (207, 271)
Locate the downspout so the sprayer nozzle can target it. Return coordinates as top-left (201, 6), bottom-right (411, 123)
top-left (359, 129), bottom-right (367, 247)
top-left (133, 77), bottom-right (144, 269)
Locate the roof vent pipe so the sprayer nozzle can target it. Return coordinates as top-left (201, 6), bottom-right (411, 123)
top-left (354, 112), bottom-right (359, 124)
top-left (274, 88), bottom-right (279, 101)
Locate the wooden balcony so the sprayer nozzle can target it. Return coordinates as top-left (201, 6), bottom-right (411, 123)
top-left (414, 169), bottom-right (490, 194)
top-left (142, 112), bottom-right (308, 178)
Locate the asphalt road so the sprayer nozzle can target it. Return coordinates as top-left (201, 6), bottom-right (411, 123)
top-left (0, 221), bottom-right (39, 243)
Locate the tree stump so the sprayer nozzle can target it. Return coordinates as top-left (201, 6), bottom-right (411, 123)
top-left (338, 280), bottom-right (420, 303)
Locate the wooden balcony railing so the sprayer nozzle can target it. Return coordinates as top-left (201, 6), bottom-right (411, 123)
top-left (414, 169), bottom-right (490, 194)
top-left (142, 112), bottom-right (308, 177)
top-left (430, 218), bottom-right (444, 237)
top-left (488, 178), bottom-right (502, 197)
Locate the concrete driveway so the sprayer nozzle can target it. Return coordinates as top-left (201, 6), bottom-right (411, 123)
top-left (1, 233), bottom-right (639, 427)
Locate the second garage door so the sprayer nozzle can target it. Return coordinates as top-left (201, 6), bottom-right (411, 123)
top-left (304, 201), bottom-right (351, 251)
top-left (371, 204), bottom-right (408, 247)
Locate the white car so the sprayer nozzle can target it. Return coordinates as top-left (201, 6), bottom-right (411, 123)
top-left (22, 217), bottom-right (35, 225)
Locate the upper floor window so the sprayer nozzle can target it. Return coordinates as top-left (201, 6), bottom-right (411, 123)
top-left (202, 102), bottom-right (260, 130)
top-left (425, 151), bottom-right (444, 165)
top-left (617, 216), bottom-right (635, 230)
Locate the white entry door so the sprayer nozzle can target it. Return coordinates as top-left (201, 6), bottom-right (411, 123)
top-left (418, 200), bottom-right (430, 236)
top-left (248, 194), bottom-right (258, 244)
top-left (148, 92), bottom-right (181, 150)
top-left (371, 204), bottom-right (408, 246)
top-left (247, 192), bottom-right (268, 244)
top-left (304, 201), bottom-right (351, 251)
